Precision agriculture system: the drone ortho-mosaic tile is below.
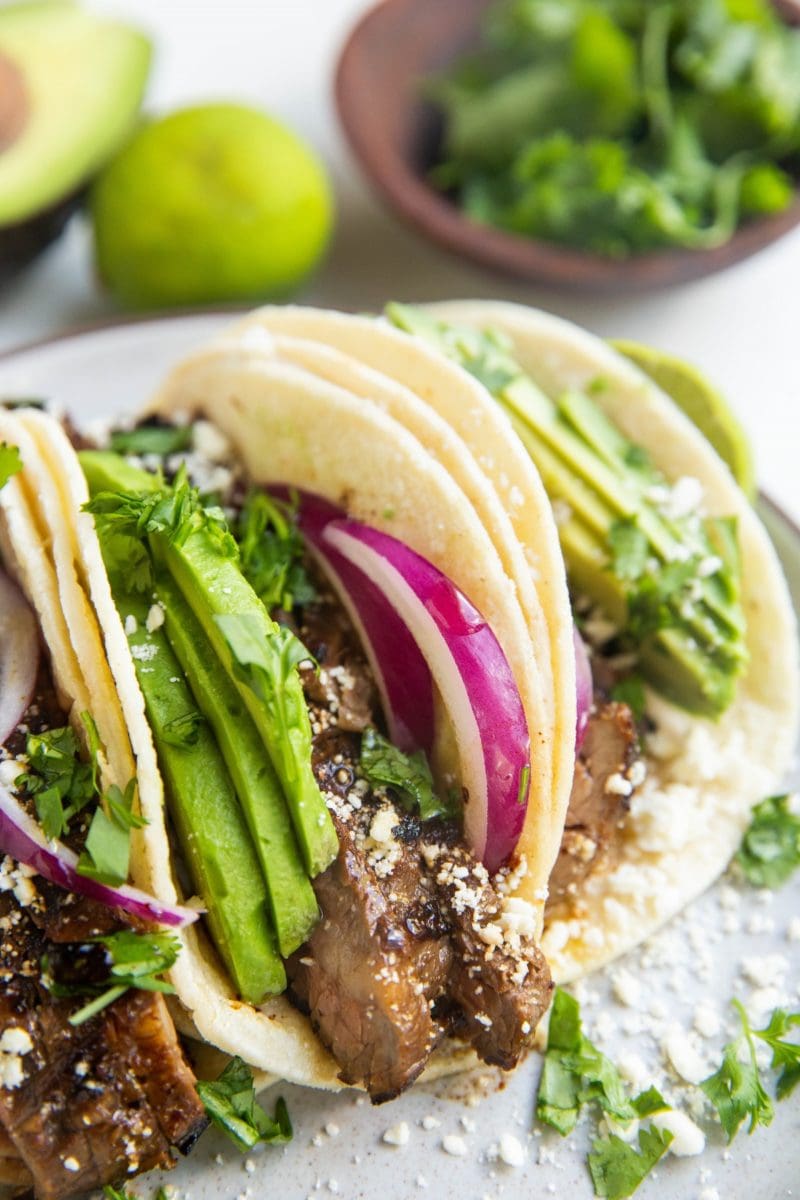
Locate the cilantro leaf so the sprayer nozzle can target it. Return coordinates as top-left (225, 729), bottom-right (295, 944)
top-left (196, 1056), bottom-right (292, 1152)
top-left (754, 1008), bottom-right (800, 1100)
top-left (588, 1124), bottom-right (673, 1200)
top-left (360, 727), bottom-right (458, 822)
top-left (0, 442), bottom-right (22, 490)
top-left (736, 794), bottom-right (800, 888)
top-left (701, 999), bottom-right (774, 1141)
top-left (77, 779), bottom-right (146, 887)
top-left (44, 930), bottom-right (179, 1027)
top-left (17, 725), bottom-right (95, 840)
top-left (103, 1188), bottom-right (137, 1200)
top-left (610, 676), bottom-right (646, 721)
top-left (608, 519), bottom-right (649, 582)
top-left (237, 489), bottom-right (316, 613)
top-left (536, 989), bottom-right (641, 1135)
top-left (109, 423), bottom-right (193, 458)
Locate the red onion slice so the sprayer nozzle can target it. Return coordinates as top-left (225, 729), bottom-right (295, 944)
top-left (0, 569), bottom-right (39, 745)
top-left (574, 627), bottom-right (593, 752)
top-left (293, 493), bottom-right (434, 754)
top-left (323, 519), bottom-right (531, 874)
top-left (0, 781), bottom-right (200, 928)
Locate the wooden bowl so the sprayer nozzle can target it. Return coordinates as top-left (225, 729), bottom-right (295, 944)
top-left (335, 0), bottom-right (800, 293)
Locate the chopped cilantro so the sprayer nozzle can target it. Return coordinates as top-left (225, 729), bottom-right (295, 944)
top-left (43, 929), bottom-right (179, 1027)
top-left (360, 727), bottom-right (458, 822)
top-left (608, 519), bottom-right (649, 582)
top-left (18, 715), bottom-right (144, 885)
top-left (17, 723), bottom-right (96, 841)
top-left (237, 489), bottom-right (316, 613)
top-left (537, 989), bottom-right (671, 1196)
top-left (588, 1125), bottom-right (673, 1200)
top-left (110, 423), bottom-right (193, 457)
top-left (77, 778), bottom-right (147, 887)
top-left (755, 1008), bottom-right (800, 1100)
top-left (701, 999), bottom-right (775, 1140)
top-left (103, 1188), bottom-right (137, 1200)
top-left (0, 442), bottom-right (22, 490)
top-left (736, 794), bottom-right (800, 888)
top-left (536, 989), bottom-right (669, 1134)
top-left (610, 676), bottom-right (646, 721)
top-left (196, 1056), bottom-right (292, 1152)
top-left (87, 466), bottom-right (236, 561)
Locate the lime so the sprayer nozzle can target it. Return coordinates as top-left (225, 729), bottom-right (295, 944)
top-left (612, 339), bottom-right (756, 500)
top-left (90, 103), bottom-right (333, 309)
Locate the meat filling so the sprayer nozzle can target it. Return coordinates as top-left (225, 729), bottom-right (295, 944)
top-left (284, 585), bottom-right (553, 1102)
top-left (0, 678), bottom-right (206, 1198)
top-left (547, 697), bottom-right (642, 915)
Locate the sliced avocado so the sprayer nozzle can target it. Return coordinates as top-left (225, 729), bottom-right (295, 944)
top-left (387, 304), bottom-right (748, 719)
top-left (156, 572), bottom-right (320, 959)
top-left (81, 448), bottom-right (339, 880)
top-left (0, 0), bottom-right (150, 276)
top-left (118, 593), bottom-right (286, 1004)
top-left (611, 339), bottom-right (756, 501)
top-left (79, 449), bottom-right (162, 497)
top-left (160, 529), bottom-right (339, 878)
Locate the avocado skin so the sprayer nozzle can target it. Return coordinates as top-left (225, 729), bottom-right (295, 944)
top-left (120, 593), bottom-right (286, 1004)
top-left (0, 187), bottom-right (83, 285)
top-left (157, 571), bottom-right (320, 959)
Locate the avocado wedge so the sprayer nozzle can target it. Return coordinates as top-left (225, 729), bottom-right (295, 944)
top-left (611, 339), bottom-right (756, 501)
top-left (0, 0), bottom-right (151, 281)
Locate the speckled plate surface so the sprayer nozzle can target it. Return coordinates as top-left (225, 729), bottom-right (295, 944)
top-left (1, 316), bottom-right (797, 1200)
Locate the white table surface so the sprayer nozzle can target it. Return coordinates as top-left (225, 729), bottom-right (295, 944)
top-left (1, 0), bottom-right (799, 524)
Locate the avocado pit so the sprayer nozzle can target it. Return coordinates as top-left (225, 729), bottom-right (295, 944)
top-left (0, 53), bottom-right (27, 154)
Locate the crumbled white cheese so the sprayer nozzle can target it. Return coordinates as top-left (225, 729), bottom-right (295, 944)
top-left (325, 1123), bottom-right (340, 1138)
top-left (0, 759), bottom-right (23, 790)
top-left (0, 1055), bottom-right (25, 1090)
top-left (146, 603), bottom-right (165, 633)
top-left (693, 1003), bottom-right (721, 1039)
top-left (124, 614), bottom-right (138, 637)
top-left (612, 969), bottom-right (642, 1009)
top-left (740, 953), bottom-right (788, 987)
top-left (441, 1134), bottom-right (468, 1157)
top-left (62, 1156), bottom-right (80, 1173)
top-left (663, 1029), bottom-right (708, 1085)
top-left (192, 419), bottom-right (232, 463)
top-left (0, 1028), bottom-right (32, 1056)
top-left (130, 642), bottom-right (158, 663)
top-left (382, 1122), bottom-right (410, 1147)
top-left (421, 1115), bottom-right (441, 1131)
top-left (651, 1111), bottom-right (705, 1157)
top-left (605, 773), bottom-right (634, 797)
top-left (497, 1132), bottom-right (525, 1167)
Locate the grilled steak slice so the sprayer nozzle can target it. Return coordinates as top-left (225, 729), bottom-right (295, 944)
top-left (548, 700), bottom-right (641, 913)
top-left (0, 883), bottom-right (206, 1199)
top-left (289, 730), bottom-right (452, 1102)
top-left (0, 1125), bottom-right (32, 1193)
top-left (429, 844), bottom-right (553, 1069)
top-left (289, 816), bottom-right (452, 1102)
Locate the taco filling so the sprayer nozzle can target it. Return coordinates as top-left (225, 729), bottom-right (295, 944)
top-left (74, 419), bottom-right (554, 1101)
top-left (0, 570), bottom-right (206, 1198)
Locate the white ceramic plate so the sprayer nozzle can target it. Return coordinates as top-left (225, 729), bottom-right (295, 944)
top-left (1, 315), bottom-right (798, 1200)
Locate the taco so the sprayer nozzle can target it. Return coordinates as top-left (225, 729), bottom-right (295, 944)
top-left (0, 412), bottom-right (207, 1198)
top-left (222, 302), bottom-right (798, 984)
top-left (0, 341), bottom-right (564, 1130)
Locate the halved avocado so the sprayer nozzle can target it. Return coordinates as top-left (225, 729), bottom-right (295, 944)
top-left (0, 0), bottom-right (151, 281)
